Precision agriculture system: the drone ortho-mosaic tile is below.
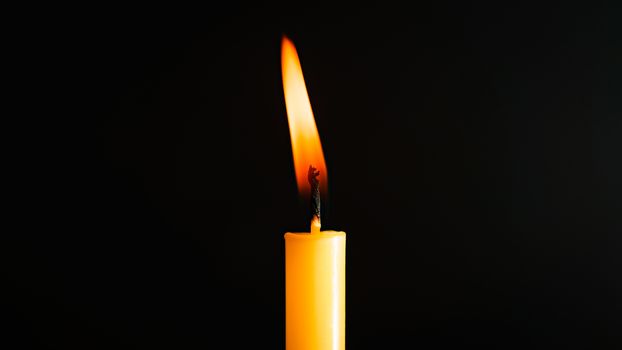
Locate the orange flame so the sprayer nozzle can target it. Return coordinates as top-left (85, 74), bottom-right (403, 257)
top-left (281, 36), bottom-right (327, 197)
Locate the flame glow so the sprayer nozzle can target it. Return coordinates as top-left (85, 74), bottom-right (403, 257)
top-left (281, 36), bottom-right (327, 196)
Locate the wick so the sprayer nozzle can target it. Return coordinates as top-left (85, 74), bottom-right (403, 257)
top-left (308, 165), bottom-right (321, 234)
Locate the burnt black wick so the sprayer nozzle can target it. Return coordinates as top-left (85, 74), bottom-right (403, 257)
top-left (308, 165), bottom-right (321, 229)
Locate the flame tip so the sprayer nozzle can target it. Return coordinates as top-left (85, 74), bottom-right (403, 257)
top-left (281, 34), bottom-right (292, 46)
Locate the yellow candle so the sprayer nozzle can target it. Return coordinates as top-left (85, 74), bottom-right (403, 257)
top-left (285, 230), bottom-right (345, 350)
top-left (281, 35), bottom-right (346, 350)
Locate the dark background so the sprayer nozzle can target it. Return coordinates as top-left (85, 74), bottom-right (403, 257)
top-left (7, 2), bottom-right (622, 349)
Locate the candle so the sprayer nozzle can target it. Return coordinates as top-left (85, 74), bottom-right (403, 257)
top-left (281, 36), bottom-right (346, 350)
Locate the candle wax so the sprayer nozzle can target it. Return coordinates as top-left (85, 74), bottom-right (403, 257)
top-left (285, 231), bottom-right (345, 350)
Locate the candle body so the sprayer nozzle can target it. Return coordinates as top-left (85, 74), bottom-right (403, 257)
top-left (285, 231), bottom-right (345, 350)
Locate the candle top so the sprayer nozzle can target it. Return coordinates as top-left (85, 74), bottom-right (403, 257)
top-left (284, 231), bottom-right (346, 240)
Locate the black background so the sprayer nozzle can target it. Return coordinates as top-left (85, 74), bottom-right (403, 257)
top-left (7, 2), bottom-right (622, 349)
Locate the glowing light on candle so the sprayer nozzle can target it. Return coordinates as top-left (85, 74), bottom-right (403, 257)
top-left (281, 35), bottom-right (328, 197)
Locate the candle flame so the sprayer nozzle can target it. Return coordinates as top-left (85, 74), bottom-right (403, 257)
top-left (281, 35), bottom-right (328, 197)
